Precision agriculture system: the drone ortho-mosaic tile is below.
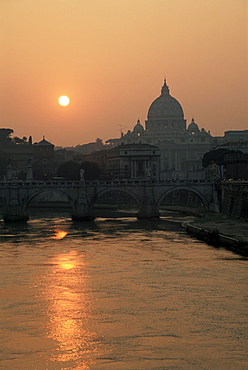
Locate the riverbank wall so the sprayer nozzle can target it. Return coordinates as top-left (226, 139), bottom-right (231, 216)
top-left (220, 181), bottom-right (248, 219)
top-left (183, 213), bottom-right (248, 256)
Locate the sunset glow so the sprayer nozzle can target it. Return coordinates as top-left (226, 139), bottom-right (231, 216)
top-left (1, 1), bottom-right (247, 146)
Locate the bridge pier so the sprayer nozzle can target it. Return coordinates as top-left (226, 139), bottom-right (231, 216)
top-left (136, 185), bottom-right (160, 219)
top-left (3, 203), bottom-right (29, 222)
top-left (2, 184), bottom-right (29, 222)
top-left (71, 185), bottom-right (95, 221)
top-left (137, 202), bottom-right (160, 219)
top-left (71, 211), bottom-right (95, 222)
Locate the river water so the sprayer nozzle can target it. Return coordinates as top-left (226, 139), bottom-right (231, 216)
top-left (0, 212), bottom-right (247, 370)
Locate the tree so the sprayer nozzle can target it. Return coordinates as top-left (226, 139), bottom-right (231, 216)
top-left (202, 148), bottom-right (242, 178)
top-left (80, 161), bottom-right (101, 180)
top-left (57, 161), bottom-right (80, 180)
top-left (202, 148), bottom-right (242, 168)
top-left (12, 136), bottom-right (26, 144)
top-left (0, 128), bottom-right (14, 147)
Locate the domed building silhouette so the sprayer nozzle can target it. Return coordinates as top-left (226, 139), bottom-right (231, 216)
top-left (187, 118), bottom-right (200, 134)
top-left (146, 79), bottom-right (186, 134)
top-left (107, 79), bottom-right (213, 180)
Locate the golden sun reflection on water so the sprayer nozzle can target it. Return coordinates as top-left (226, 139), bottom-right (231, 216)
top-left (58, 254), bottom-right (76, 270)
top-left (51, 230), bottom-right (68, 239)
top-left (38, 250), bottom-right (101, 368)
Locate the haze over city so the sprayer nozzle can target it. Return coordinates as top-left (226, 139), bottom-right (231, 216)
top-left (1, 0), bottom-right (247, 147)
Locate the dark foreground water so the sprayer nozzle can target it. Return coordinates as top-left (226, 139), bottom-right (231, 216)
top-left (0, 213), bottom-right (247, 370)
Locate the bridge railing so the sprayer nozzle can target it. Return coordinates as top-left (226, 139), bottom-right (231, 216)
top-left (0, 178), bottom-right (213, 188)
top-left (0, 180), bottom-right (81, 187)
top-left (220, 180), bottom-right (248, 185)
top-left (91, 179), bottom-right (210, 186)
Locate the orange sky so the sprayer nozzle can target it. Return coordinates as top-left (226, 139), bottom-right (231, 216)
top-left (1, 0), bottom-right (247, 147)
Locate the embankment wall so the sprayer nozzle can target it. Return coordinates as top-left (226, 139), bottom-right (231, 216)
top-left (220, 181), bottom-right (248, 219)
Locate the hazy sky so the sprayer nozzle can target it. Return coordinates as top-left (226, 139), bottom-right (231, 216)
top-left (1, 0), bottom-right (247, 146)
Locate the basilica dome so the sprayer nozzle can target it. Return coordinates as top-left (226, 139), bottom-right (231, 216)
top-left (133, 119), bottom-right (145, 134)
top-left (188, 118), bottom-right (199, 133)
top-left (147, 80), bottom-right (184, 120)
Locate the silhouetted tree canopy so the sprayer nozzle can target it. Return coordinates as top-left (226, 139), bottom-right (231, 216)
top-left (57, 160), bottom-right (101, 181)
top-left (202, 148), bottom-right (242, 168)
top-left (80, 161), bottom-right (101, 180)
top-left (0, 128), bottom-right (14, 146)
top-left (0, 129), bottom-right (30, 147)
top-left (57, 161), bottom-right (80, 180)
top-left (12, 136), bottom-right (27, 144)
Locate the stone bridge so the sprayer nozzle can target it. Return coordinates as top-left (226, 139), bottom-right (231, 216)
top-left (0, 179), bottom-right (220, 222)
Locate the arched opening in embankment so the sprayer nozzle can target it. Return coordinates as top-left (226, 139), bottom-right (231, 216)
top-left (159, 188), bottom-right (207, 216)
top-left (25, 189), bottom-right (73, 218)
top-left (94, 188), bottom-right (139, 217)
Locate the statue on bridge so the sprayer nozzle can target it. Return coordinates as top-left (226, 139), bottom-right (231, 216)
top-left (26, 159), bottom-right (33, 181)
top-left (6, 165), bottom-right (17, 181)
top-left (80, 169), bottom-right (85, 182)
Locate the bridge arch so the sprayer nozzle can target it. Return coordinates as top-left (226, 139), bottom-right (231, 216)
top-left (24, 188), bottom-right (74, 213)
top-left (158, 186), bottom-right (209, 211)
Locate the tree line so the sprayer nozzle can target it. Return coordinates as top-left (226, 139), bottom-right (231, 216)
top-left (57, 161), bottom-right (101, 181)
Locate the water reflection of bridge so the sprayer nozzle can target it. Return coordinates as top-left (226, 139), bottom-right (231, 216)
top-left (0, 179), bottom-right (219, 222)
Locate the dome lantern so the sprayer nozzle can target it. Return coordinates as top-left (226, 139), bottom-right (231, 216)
top-left (161, 78), bottom-right (170, 95)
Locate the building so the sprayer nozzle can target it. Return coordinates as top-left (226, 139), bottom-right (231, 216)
top-left (218, 130), bottom-right (248, 154)
top-left (33, 137), bottom-right (57, 180)
top-left (55, 148), bottom-right (75, 165)
top-left (88, 143), bottom-right (160, 179)
top-left (3, 145), bottom-right (33, 179)
top-left (223, 130), bottom-right (248, 143)
top-left (224, 152), bottom-right (248, 180)
top-left (107, 79), bottom-right (213, 180)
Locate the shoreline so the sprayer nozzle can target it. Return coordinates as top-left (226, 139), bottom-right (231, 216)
top-left (183, 213), bottom-right (248, 256)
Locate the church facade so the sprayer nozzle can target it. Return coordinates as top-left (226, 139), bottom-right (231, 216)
top-left (107, 79), bottom-right (214, 180)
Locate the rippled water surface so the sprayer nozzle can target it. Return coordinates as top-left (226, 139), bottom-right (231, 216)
top-left (0, 214), bottom-right (247, 369)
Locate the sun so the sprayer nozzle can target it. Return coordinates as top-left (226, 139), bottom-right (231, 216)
top-left (58, 95), bottom-right (70, 106)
